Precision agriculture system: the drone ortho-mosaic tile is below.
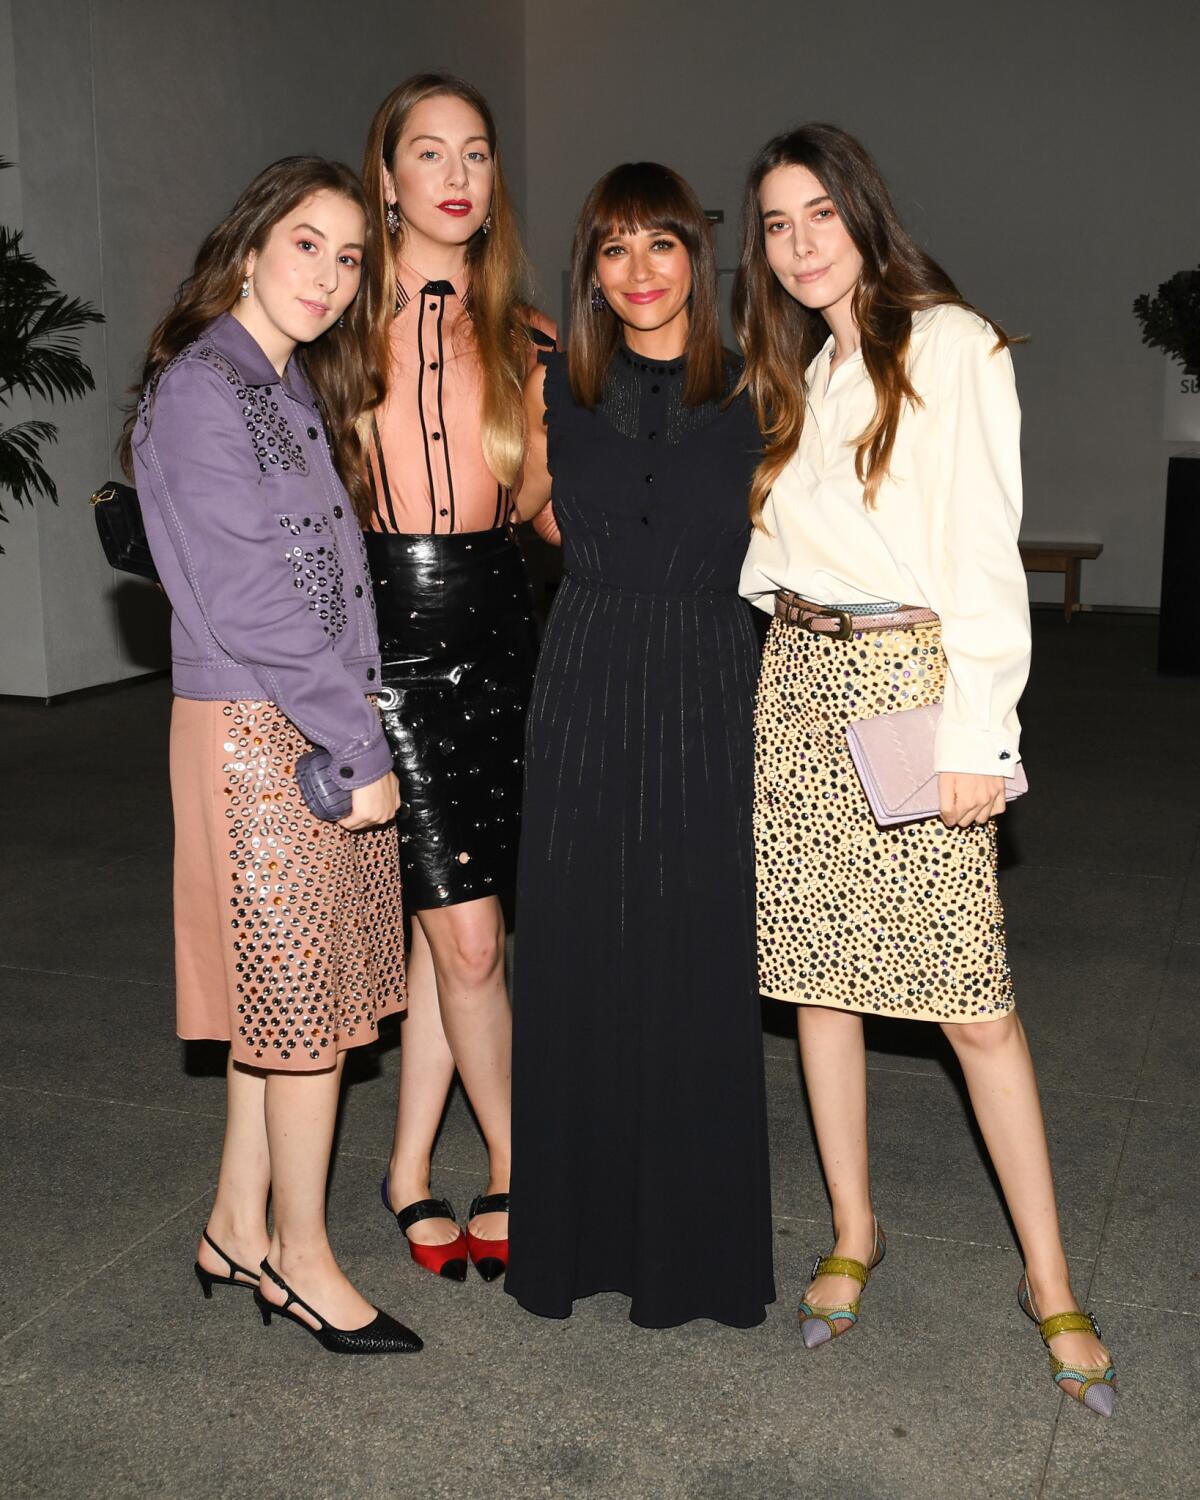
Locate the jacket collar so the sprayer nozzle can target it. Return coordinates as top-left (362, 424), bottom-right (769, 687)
top-left (204, 312), bottom-right (318, 409)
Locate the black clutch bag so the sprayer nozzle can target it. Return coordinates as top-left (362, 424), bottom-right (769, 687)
top-left (91, 480), bottom-right (159, 583)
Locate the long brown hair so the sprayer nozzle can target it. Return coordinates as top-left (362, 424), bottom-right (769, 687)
top-left (120, 156), bottom-right (381, 510)
top-left (360, 73), bottom-right (533, 508)
top-left (567, 162), bottom-right (726, 409)
top-left (733, 123), bottom-right (1013, 526)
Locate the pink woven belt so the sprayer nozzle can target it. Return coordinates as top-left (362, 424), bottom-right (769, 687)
top-left (774, 590), bottom-right (939, 641)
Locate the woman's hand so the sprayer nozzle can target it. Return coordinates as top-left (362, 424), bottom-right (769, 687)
top-left (938, 771), bottom-right (1006, 828)
top-left (338, 770), bottom-right (401, 831)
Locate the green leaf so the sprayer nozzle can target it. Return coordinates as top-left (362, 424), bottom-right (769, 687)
top-left (0, 417), bottom-right (60, 513)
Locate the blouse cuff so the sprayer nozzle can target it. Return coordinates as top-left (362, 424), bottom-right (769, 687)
top-left (933, 721), bottom-right (1022, 778)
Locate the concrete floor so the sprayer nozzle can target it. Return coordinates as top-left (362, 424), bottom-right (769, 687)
top-left (1, 612), bottom-right (1197, 1499)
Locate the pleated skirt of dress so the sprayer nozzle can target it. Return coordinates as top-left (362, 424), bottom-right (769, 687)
top-left (754, 617), bottom-right (1015, 1023)
top-left (507, 577), bottom-right (776, 1328)
top-left (169, 697), bottom-right (406, 1070)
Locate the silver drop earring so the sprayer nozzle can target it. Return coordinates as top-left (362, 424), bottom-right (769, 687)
top-left (385, 202), bottom-right (400, 236)
top-left (590, 282), bottom-right (606, 312)
top-left (480, 212), bottom-right (492, 237)
top-left (240, 277), bottom-right (251, 299)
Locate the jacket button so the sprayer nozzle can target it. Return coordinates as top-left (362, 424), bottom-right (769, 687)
top-left (333, 505), bottom-right (343, 518)
top-left (644, 474), bottom-right (654, 484)
top-left (366, 667), bottom-right (376, 680)
top-left (354, 584), bottom-right (363, 597)
top-left (339, 766), bottom-right (354, 778)
top-left (307, 426), bottom-right (318, 440)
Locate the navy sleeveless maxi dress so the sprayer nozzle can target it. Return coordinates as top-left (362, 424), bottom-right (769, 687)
top-left (507, 347), bottom-right (775, 1328)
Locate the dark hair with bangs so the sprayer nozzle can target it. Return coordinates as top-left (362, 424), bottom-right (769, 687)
top-left (567, 161), bottom-right (725, 409)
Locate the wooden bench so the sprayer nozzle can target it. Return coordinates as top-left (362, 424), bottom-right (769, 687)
top-left (1018, 540), bottom-right (1103, 622)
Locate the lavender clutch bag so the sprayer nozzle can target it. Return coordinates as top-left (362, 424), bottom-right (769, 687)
top-left (845, 704), bottom-right (1028, 827)
top-left (295, 749), bottom-right (354, 822)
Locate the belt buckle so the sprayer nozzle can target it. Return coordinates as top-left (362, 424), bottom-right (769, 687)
top-left (803, 606), bottom-right (854, 642)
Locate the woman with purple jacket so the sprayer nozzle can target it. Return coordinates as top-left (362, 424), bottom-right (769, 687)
top-left (124, 157), bottom-right (419, 1356)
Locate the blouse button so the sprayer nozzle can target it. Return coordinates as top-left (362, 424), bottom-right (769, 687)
top-left (432, 431), bottom-right (442, 441)
top-left (306, 426), bottom-right (318, 440)
top-left (354, 584), bottom-right (363, 598)
top-left (429, 361), bottom-right (439, 371)
top-left (333, 505), bottom-right (344, 518)
top-left (439, 508), bottom-right (449, 517)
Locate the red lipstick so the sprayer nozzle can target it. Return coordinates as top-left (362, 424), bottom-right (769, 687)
top-left (438, 199), bottom-right (472, 217)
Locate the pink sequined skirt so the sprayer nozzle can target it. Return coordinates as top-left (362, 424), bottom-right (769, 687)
top-left (169, 698), bottom-right (405, 1070)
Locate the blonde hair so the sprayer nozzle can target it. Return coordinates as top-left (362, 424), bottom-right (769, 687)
top-left (360, 74), bottom-right (535, 514)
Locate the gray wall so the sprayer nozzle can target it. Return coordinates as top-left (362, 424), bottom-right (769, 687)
top-left (524, 0), bottom-right (1200, 610)
top-left (3, 0), bottom-right (1197, 697)
top-left (0, 0), bottom-right (526, 697)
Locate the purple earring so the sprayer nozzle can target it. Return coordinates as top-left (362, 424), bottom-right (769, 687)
top-left (590, 282), bottom-right (606, 312)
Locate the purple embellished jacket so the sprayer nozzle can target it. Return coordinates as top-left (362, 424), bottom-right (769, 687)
top-left (131, 313), bottom-right (391, 788)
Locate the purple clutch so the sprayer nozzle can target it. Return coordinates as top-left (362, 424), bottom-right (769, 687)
top-left (845, 703), bottom-right (1028, 827)
top-left (295, 749), bottom-right (354, 822)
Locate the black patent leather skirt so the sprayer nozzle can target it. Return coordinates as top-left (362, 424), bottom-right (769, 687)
top-left (365, 528), bottom-right (538, 912)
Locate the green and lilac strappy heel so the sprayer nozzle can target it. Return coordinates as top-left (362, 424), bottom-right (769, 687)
top-left (798, 1220), bottom-right (886, 1349)
top-left (1017, 1275), bottom-right (1117, 1418)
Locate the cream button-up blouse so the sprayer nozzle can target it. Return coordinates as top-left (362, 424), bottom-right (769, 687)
top-left (739, 303), bottom-right (1031, 777)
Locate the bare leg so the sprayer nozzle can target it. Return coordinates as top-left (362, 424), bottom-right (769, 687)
top-left (386, 896), bottom-right (511, 1244)
top-left (258, 1055), bottom-right (376, 1331)
top-left (942, 1012), bottom-right (1110, 1384)
top-left (419, 898), bottom-right (511, 1241)
top-left (197, 1053), bottom-right (271, 1281)
top-left (796, 1006), bottom-right (880, 1308)
top-left (386, 920), bottom-right (461, 1247)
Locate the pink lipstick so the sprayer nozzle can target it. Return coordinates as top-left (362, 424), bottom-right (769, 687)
top-left (625, 289), bottom-right (669, 305)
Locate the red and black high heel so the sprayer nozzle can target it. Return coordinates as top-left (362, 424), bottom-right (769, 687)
top-left (465, 1192), bottom-right (509, 1282)
top-left (380, 1178), bottom-right (468, 1281)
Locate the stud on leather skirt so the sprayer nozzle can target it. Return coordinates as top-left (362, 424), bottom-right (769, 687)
top-left (365, 528), bottom-right (538, 911)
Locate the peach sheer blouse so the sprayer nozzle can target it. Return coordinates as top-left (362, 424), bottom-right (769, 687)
top-left (367, 259), bottom-right (557, 536)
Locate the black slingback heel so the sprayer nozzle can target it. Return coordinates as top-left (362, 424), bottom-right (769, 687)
top-left (253, 1259), bottom-right (423, 1355)
top-left (193, 1229), bottom-right (259, 1299)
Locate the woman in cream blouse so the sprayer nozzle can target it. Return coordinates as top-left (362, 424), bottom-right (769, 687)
top-left (736, 123), bottom-right (1117, 1416)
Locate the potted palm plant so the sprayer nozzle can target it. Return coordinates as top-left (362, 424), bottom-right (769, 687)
top-left (0, 157), bottom-right (103, 553)
top-left (1133, 262), bottom-right (1200, 442)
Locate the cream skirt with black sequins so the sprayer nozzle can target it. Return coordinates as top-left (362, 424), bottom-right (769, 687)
top-left (753, 618), bottom-right (1014, 1024)
top-left (170, 698), bottom-right (405, 1070)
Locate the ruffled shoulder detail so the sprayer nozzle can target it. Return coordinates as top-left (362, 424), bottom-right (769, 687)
top-left (536, 348), bottom-right (568, 479)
